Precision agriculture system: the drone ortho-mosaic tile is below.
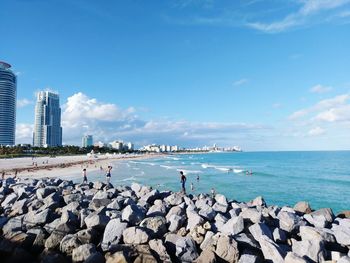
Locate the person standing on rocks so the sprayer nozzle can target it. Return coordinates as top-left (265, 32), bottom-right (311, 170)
top-left (180, 171), bottom-right (187, 194)
top-left (106, 165), bottom-right (112, 184)
top-left (82, 168), bottom-right (88, 184)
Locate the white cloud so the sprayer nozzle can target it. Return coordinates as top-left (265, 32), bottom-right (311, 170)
top-left (233, 78), bottom-right (248, 87)
top-left (315, 104), bottom-right (350, 122)
top-left (288, 93), bottom-right (350, 120)
top-left (247, 0), bottom-right (350, 33)
top-left (17, 98), bottom-right (33, 108)
top-left (308, 126), bottom-right (325, 136)
top-left (16, 123), bottom-right (34, 144)
top-left (310, 84), bottom-right (332, 93)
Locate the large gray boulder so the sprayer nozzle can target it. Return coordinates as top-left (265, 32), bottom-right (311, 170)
top-left (139, 216), bottom-right (167, 238)
top-left (259, 236), bottom-right (285, 263)
top-left (175, 236), bottom-right (199, 262)
top-left (197, 250), bottom-right (217, 263)
top-left (165, 192), bottom-right (184, 206)
top-left (238, 254), bottom-right (258, 263)
top-left (241, 208), bottom-right (262, 224)
top-left (199, 205), bottom-right (216, 221)
top-left (299, 225), bottom-right (336, 243)
top-left (59, 234), bottom-right (82, 256)
top-left (72, 244), bottom-right (96, 262)
top-left (332, 218), bottom-right (350, 246)
top-left (186, 210), bottom-right (204, 231)
top-left (284, 252), bottom-right (308, 263)
top-left (277, 211), bottom-right (301, 233)
top-left (294, 201), bottom-right (312, 214)
top-left (140, 189), bottom-right (160, 203)
top-left (304, 208), bottom-right (334, 228)
top-left (149, 239), bottom-right (171, 262)
top-left (102, 218), bottom-right (128, 251)
top-left (1, 192), bottom-right (18, 208)
top-left (219, 216), bottom-right (244, 235)
top-left (248, 222), bottom-right (273, 242)
top-left (84, 214), bottom-right (109, 229)
top-left (122, 227), bottom-right (150, 245)
top-left (292, 239), bottom-right (325, 262)
top-left (215, 235), bottom-right (240, 263)
top-left (168, 214), bottom-right (185, 232)
top-left (121, 204), bottom-right (145, 225)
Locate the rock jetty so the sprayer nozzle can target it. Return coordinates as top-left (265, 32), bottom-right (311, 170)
top-left (0, 177), bottom-right (350, 263)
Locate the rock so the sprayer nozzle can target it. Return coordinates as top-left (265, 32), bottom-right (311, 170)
top-left (277, 211), bottom-right (301, 233)
top-left (251, 196), bottom-right (266, 207)
top-left (84, 214), bottom-right (109, 229)
top-left (238, 254), bottom-right (258, 263)
top-left (44, 218), bottom-right (61, 234)
top-left (284, 252), bottom-right (308, 263)
top-left (259, 236), bottom-right (285, 263)
top-left (59, 234), bottom-right (81, 255)
top-left (85, 252), bottom-right (105, 263)
top-left (40, 249), bottom-right (69, 263)
top-left (45, 223), bottom-right (76, 250)
top-left (215, 235), bottom-right (240, 263)
top-left (139, 216), bottom-right (167, 238)
top-left (1, 192), bottom-right (18, 208)
top-left (273, 227), bottom-right (288, 243)
top-left (121, 204), bottom-right (145, 225)
top-left (72, 244), bottom-right (96, 262)
top-left (186, 210), bottom-right (204, 231)
top-left (215, 194), bottom-right (227, 205)
top-left (149, 239), bottom-right (171, 262)
top-left (338, 256), bottom-right (350, 263)
top-left (63, 193), bottom-right (82, 205)
top-left (164, 233), bottom-right (181, 257)
top-left (175, 236), bottom-right (199, 262)
top-left (304, 208), bottom-right (334, 228)
top-left (93, 181), bottom-right (105, 190)
top-left (147, 202), bottom-right (167, 217)
top-left (102, 218), bottom-right (128, 251)
top-left (234, 233), bottom-right (260, 251)
top-left (106, 199), bottom-right (122, 210)
top-left (200, 231), bottom-right (215, 250)
top-left (123, 227), bottom-right (150, 245)
top-left (196, 249), bottom-right (217, 263)
top-left (133, 244), bottom-right (158, 262)
top-left (332, 219), bottom-right (350, 246)
top-left (299, 225), bottom-right (336, 243)
top-left (25, 208), bottom-right (51, 228)
top-left (199, 205), bottom-right (216, 221)
top-left (165, 193), bottom-right (184, 206)
top-left (212, 202), bottom-right (228, 214)
top-left (294, 201), bottom-right (312, 214)
top-left (9, 199), bottom-right (28, 216)
top-left (189, 225), bottom-right (206, 245)
top-left (337, 210), bottom-right (350, 219)
top-left (36, 187), bottom-right (56, 200)
top-left (292, 239), bottom-right (325, 263)
top-left (61, 210), bottom-right (79, 225)
top-left (168, 214), bottom-right (185, 232)
top-left (140, 189), bottom-right (160, 203)
top-left (240, 208), bottom-right (262, 224)
top-left (105, 251), bottom-right (129, 263)
top-left (76, 228), bottom-right (99, 244)
top-left (2, 216), bottom-right (23, 235)
top-left (248, 223), bottom-right (273, 242)
top-left (219, 216), bottom-right (244, 235)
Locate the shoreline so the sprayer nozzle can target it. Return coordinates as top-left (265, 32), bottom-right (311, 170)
top-left (0, 153), bottom-right (164, 179)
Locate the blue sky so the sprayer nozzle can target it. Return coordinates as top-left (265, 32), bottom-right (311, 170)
top-left (1, 0), bottom-right (350, 150)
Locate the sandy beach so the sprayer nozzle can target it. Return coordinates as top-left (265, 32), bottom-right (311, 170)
top-left (0, 153), bottom-right (163, 179)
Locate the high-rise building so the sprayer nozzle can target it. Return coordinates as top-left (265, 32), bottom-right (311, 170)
top-left (82, 135), bottom-right (93, 148)
top-left (0, 61), bottom-right (17, 146)
top-left (33, 91), bottom-right (62, 147)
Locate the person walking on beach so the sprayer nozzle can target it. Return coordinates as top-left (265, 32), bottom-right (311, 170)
top-left (106, 166), bottom-right (112, 185)
top-left (196, 175), bottom-right (200, 182)
top-left (82, 169), bottom-right (88, 184)
top-left (190, 182), bottom-right (194, 191)
top-left (180, 171), bottom-right (187, 194)
top-left (211, 188), bottom-right (216, 199)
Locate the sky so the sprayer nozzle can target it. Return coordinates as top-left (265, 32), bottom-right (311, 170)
top-left (1, 0), bottom-right (350, 151)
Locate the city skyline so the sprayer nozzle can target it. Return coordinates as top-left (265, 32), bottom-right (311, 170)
top-left (2, 1), bottom-right (350, 150)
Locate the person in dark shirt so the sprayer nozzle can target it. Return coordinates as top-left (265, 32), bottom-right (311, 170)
top-left (180, 171), bottom-right (187, 194)
top-left (82, 168), bottom-right (88, 184)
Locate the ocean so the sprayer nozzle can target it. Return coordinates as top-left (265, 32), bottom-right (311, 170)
top-left (74, 151), bottom-right (350, 214)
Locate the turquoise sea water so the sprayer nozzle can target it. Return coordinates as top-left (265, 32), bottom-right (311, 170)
top-left (75, 151), bottom-right (350, 213)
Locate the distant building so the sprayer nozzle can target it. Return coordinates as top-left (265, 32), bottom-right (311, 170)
top-left (33, 91), bottom-right (62, 147)
top-left (110, 140), bottom-right (123, 151)
top-left (126, 142), bottom-right (134, 151)
top-left (0, 61), bottom-right (17, 146)
top-left (82, 135), bottom-right (93, 148)
top-left (94, 141), bottom-right (107, 148)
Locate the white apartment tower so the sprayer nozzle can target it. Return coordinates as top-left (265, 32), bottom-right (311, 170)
top-left (33, 91), bottom-right (62, 147)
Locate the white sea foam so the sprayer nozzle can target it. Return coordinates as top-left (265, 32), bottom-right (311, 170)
top-left (233, 169), bottom-right (244, 173)
top-left (176, 169), bottom-right (203, 175)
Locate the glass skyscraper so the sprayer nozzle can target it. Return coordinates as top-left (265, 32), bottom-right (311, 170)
top-left (82, 135), bottom-right (93, 147)
top-left (0, 61), bottom-right (17, 146)
top-left (33, 91), bottom-right (62, 147)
